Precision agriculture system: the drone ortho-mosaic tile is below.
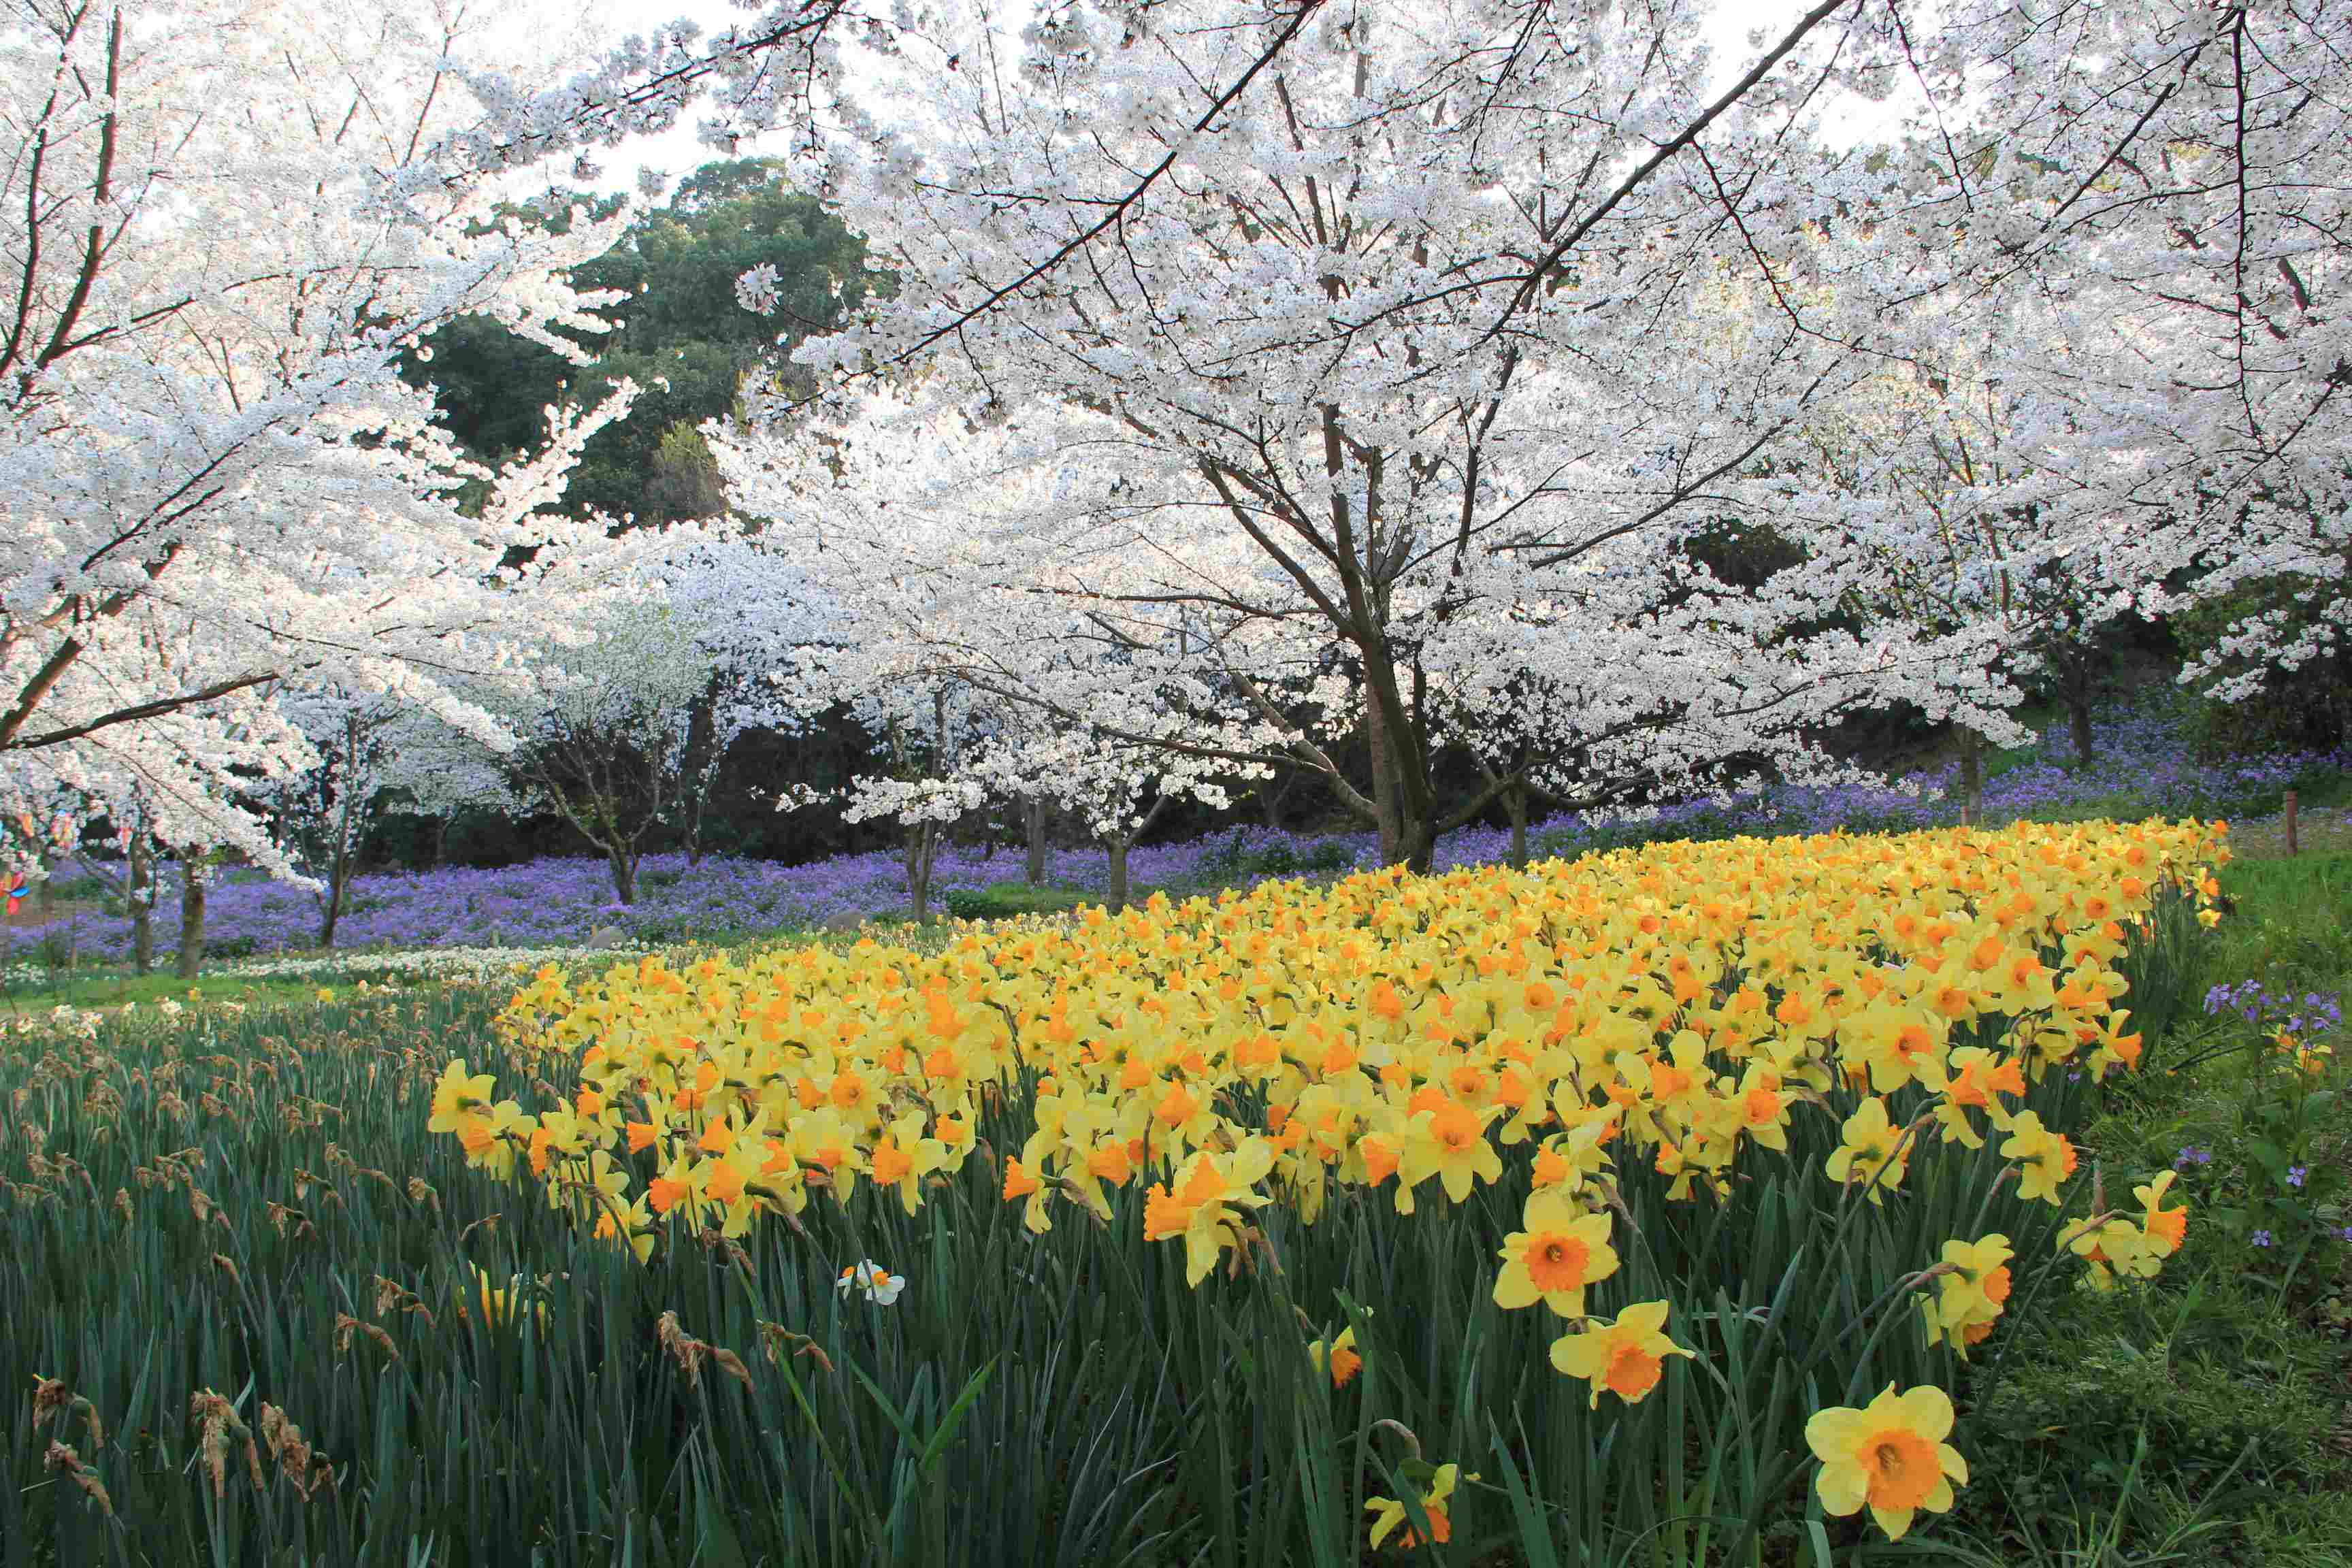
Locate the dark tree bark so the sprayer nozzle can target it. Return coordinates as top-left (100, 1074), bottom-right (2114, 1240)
top-left (316, 714), bottom-right (364, 948)
top-left (2068, 693), bottom-right (2095, 767)
top-left (175, 857), bottom-right (205, 981)
top-left (127, 832), bottom-right (154, 975)
top-left (681, 689), bottom-right (719, 865)
top-left (1105, 835), bottom-right (1131, 912)
top-left (1098, 795), bottom-right (1171, 913)
top-left (904, 820), bottom-right (938, 921)
top-left (1254, 770), bottom-right (1296, 832)
top-left (1023, 795), bottom-right (1049, 885)
top-left (1365, 691), bottom-right (1404, 866)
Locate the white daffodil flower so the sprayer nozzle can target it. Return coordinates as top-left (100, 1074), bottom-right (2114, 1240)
top-left (835, 1259), bottom-right (905, 1305)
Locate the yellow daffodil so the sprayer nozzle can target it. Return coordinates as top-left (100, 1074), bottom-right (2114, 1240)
top-left (1398, 1098), bottom-right (1503, 1203)
top-left (1806, 1383), bottom-right (1968, 1539)
top-left (1999, 1111), bottom-right (2078, 1205)
top-left (1366, 1462), bottom-right (1463, 1549)
top-left (1307, 1325), bottom-right (1361, 1388)
top-left (1142, 1140), bottom-right (1274, 1286)
top-left (1921, 1235), bottom-right (2012, 1356)
top-left (1493, 1190), bottom-right (1619, 1317)
top-left (1548, 1300), bottom-right (1693, 1405)
top-left (1824, 1097), bottom-right (1911, 1203)
top-left (2134, 1171), bottom-right (2188, 1257)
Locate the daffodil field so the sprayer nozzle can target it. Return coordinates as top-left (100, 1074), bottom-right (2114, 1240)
top-left (1, 820), bottom-right (2247, 1565)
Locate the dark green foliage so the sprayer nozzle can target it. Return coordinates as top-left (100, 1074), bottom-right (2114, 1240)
top-left (403, 158), bottom-right (870, 525)
top-left (2173, 581), bottom-right (2352, 758)
top-left (938, 883), bottom-right (1090, 921)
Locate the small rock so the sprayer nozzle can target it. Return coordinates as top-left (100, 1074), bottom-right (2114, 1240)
top-left (819, 909), bottom-right (866, 934)
top-left (586, 924), bottom-right (627, 950)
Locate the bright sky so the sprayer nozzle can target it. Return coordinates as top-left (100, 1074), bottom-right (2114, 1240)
top-left (524, 0), bottom-right (1866, 197)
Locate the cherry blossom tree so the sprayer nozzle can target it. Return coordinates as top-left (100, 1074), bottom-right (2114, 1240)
top-left (260, 683), bottom-right (532, 947)
top-left (0, 0), bottom-right (641, 881)
top-left (429, 0), bottom-right (2349, 865)
top-left (708, 1), bottom-right (2033, 871)
top-left (1886, 0), bottom-right (2351, 712)
top-left (408, 522), bottom-right (817, 904)
top-left (719, 395), bottom-right (1274, 907)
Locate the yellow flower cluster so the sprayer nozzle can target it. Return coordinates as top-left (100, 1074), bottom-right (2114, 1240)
top-left (434, 819), bottom-right (2213, 1535)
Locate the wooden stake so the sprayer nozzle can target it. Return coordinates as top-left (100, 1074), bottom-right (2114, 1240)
top-left (2283, 789), bottom-right (2299, 857)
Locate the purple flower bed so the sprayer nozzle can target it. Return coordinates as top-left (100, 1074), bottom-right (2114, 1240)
top-left (3, 835), bottom-right (1376, 965)
top-left (7, 702), bottom-right (2342, 966)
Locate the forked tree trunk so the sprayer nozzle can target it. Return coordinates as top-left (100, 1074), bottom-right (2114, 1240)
top-left (176, 858), bottom-right (206, 981)
top-left (1505, 779), bottom-right (1530, 870)
top-left (607, 847), bottom-right (638, 906)
top-left (905, 821), bottom-right (938, 922)
top-left (1100, 796), bottom-right (1171, 911)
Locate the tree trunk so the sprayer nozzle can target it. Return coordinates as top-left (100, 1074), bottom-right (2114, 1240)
top-left (1023, 796), bottom-right (1049, 885)
top-left (1397, 811), bottom-right (1437, 876)
top-left (1257, 772), bottom-right (1292, 832)
top-left (319, 768), bottom-right (359, 948)
top-left (683, 691), bottom-right (717, 865)
top-left (1105, 835), bottom-right (1131, 912)
top-left (1956, 732), bottom-right (1984, 828)
top-left (128, 834), bottom-right (154, 975)
top-left (1505, 779), bottom-right (1530, 871)
top-left (2065, 665), bottom-right (2096, 766)
top-left (905, 822), bottom-right (936, 922)
top-left (1365, 690), bottom-right (1403, 866)
top-left (175, 858), bottom-right (206, 981)
top-left (607, 848), bottom-right (638, 906)
top-left (318, 868), bottom-right (344, 949)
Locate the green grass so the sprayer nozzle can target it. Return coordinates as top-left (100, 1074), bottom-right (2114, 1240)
top-left (939, 879), bottom-right (1098, 920)
top-left (0, 966), bottom-right (343, 1015)
top-left (2, 842), bottom-right (2347, 1565)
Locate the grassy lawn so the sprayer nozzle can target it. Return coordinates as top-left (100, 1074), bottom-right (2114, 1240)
top-left (0, 966), bottom-right (343, 1015)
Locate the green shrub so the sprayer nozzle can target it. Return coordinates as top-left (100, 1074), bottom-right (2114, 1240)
top-left (941, 881), bottom-right (1086, 920)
